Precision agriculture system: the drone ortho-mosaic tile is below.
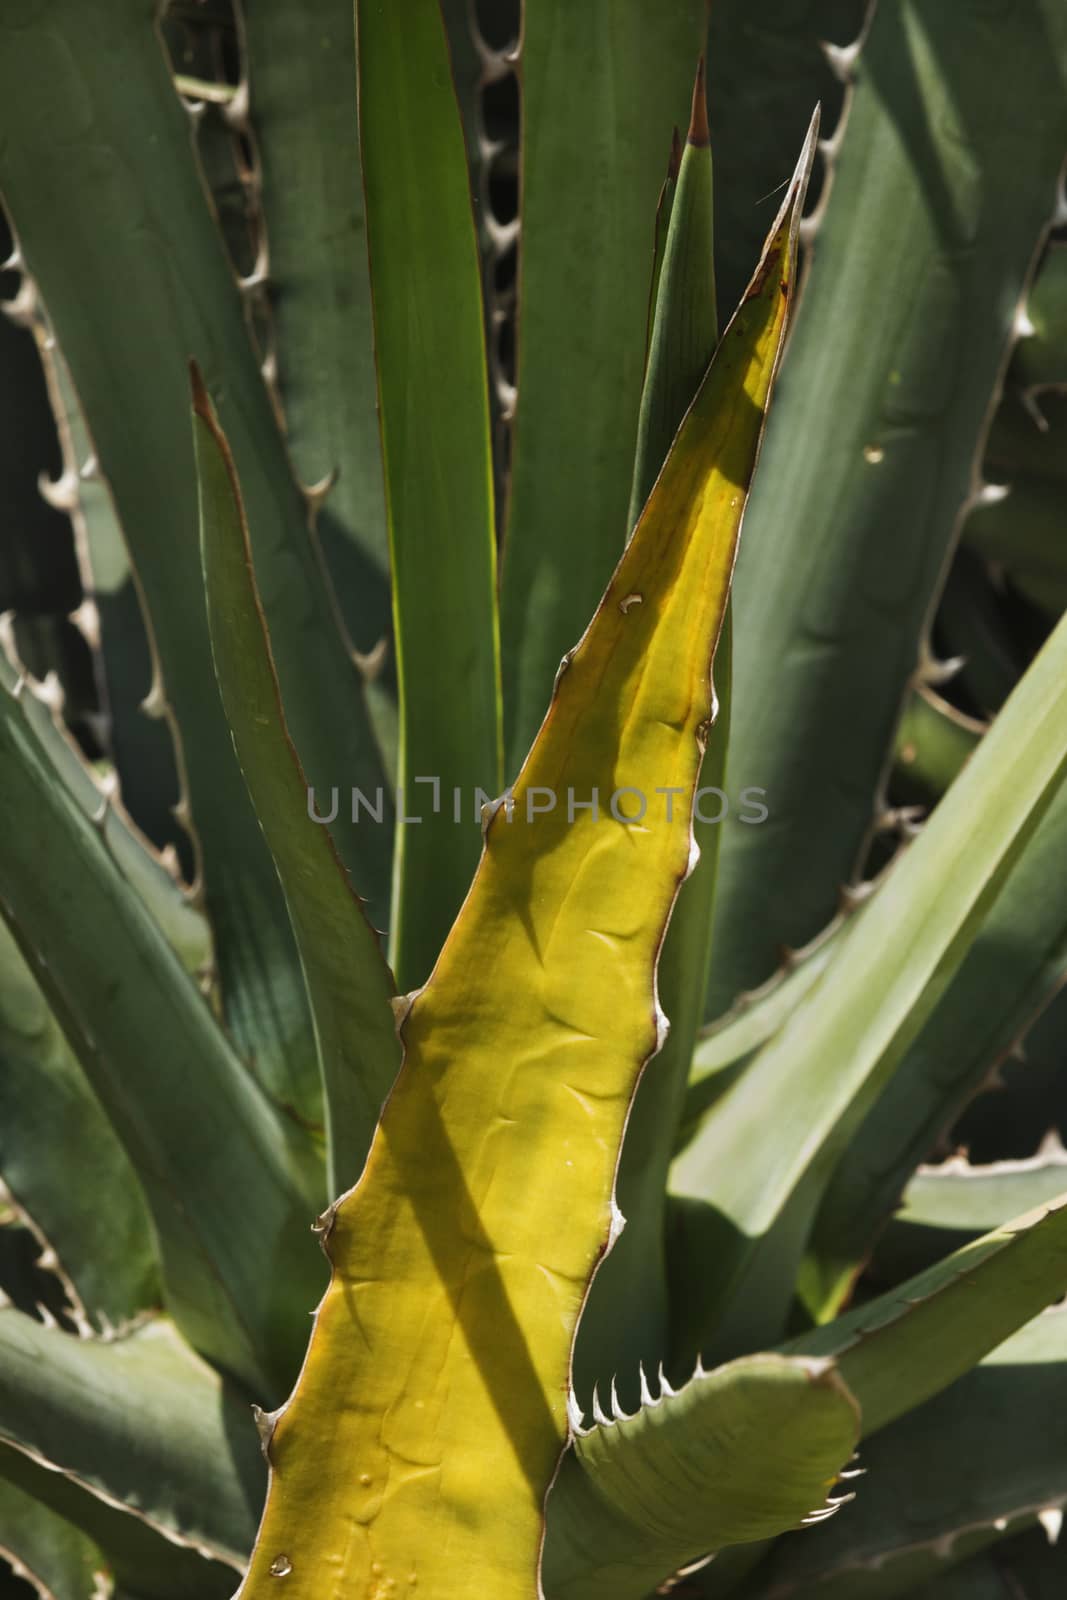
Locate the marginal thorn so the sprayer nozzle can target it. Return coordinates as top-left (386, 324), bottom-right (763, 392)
top-left (252, 1404), bottom-right (282, 1461)
top-left (920, 654), bottom-right (967, 690)
top-left (302, 466), bottom-right (338, 511)
top-left (657, 1360), bottom-right (676, 1398)
top-left (1039, 1506), bottom-right (1063, 1545)
top-left (91, 770), bottom-right (118, 830)
top-left (239, 264), bottom-right (268, 295)
top-left (353, 635), bottom-right (388, 683)
top-left (610, 1375), bottom-right (625, 1421)
top-left (222, 76), bottom-right (251, 128)
top-left (311, 1201), bottom-right (337, 1238)
top-left (38, 465), bottom-right (80, 511)
top-left (141, 676), bottom-right (167, 720)
top-left (607, 1196), bottom-right (626, 1248)
top-left (974, 480), bottom-right (1011, 510)
top-left (566, 1389), bottom-right (585, 1434)
top-left (820, 38), bottom-right (861, 82)
top-left (158, 843), bottom-right (183, 882)
top-left (485, 214), bottom-right (519, 254)
top-left (69, 598), bottom-right (101, 650)
top-left (591, 1384), bottom-right (610, 1427)
top-left (31, 670), bottom-right (64, 715)
top-left (639, 1362), bottom-right (655, 1407)
top-left (0, 277), bottom-right (38, 326)
top-left (390, 991), bottom-right (417, 1032)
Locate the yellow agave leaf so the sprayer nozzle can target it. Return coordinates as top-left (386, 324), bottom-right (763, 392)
top-left (239, 119), bottom-right (816, 1600)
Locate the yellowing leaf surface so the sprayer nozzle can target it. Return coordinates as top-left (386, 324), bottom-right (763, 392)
top-left (238, 122), bottom-right (815, 1600)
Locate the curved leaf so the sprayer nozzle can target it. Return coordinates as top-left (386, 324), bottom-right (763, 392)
top-left (0, 919), bottom-right (158, 1330)
top-left (193, 370), bottom-right (400, 1198)
top-left (543, 1355), bottom-right (859, 1600)
top-left (0, 1479), bottom-right (106, 1600)
top-left (0, 1311), bottom-right (263, 1569)
top-left (788, 1191), bottom-right (1067, 1439)
top-left (0, 657), bottom-right (324, 1396)
top-left (240, 0), bottom-right (391, 664)
top-left (670, 594), bottom-right (1067, 1366)
top-left (748, 1310), bottom-right (1067, 1598)
top-left (805, 777), bottom-right (1067, 1320)
top-left (870, 1148), bottom-right (1067, 1285)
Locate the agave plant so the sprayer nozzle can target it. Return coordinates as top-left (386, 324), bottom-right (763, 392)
top-left (1, 0), bottom-right (1067, 1597)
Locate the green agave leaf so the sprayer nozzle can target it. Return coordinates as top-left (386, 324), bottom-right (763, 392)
top-left (30, 307), bottom-right (187, 876)
top-left (0, 1445), bottom-right (234, 1600)
top-left (0, 1452), bottom-right (235, 1600)
top-left (893, 686), bottom-right (983, 803)
top-left (499, 0), bottom-right (706, 774)
top-left (356, 0), bottom-right (502, 993)
top-left (0, 0), bottom-right (387, 1125)
top-left (0, 1478), bottom-right (106, 1600)
top-left (870, 1148), bottom-right (1067, 1285)
top-left (235, 145), bottom-right (810, 1600)
top-left (0, 641), bottom-right (209, 976)
top-left (0, 1310), bottom-right (263, 1569)
top-left (542, 1354), bottom-right (859, 1600)
top-left (679, 925), bottom-right (845, 1154)
top-left (558, 1186), bottom-right (1067, 1599)
top-left (193, 369), bottom-right (400, 1198)
top-left (669, 598), bottom-right (1067, 1365)
top-left (575, 59), bottom-right (728, 1409)
top-left (0, 657), bottom-right (324, 1396)
top-left (804, 775), bottom-right (1067, 1320)
top-left (707, 0), bottom-right (1067, 1015)
top-left (746, 1309), bottom-right (1067, 1598)
top-left (626, 58), bottom-right (717, 532)
top-left (787, 1192), bottom-right (1067, 1438)
top-left (0, 918), bottom-right (158, 1331)
top-left (238, 0), bottom-right (391, 679)
top-left (644, 128), bottom-right (682, 368)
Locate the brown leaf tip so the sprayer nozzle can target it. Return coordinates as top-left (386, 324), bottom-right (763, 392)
top-left (687, 55), bottom-right (710, 147)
